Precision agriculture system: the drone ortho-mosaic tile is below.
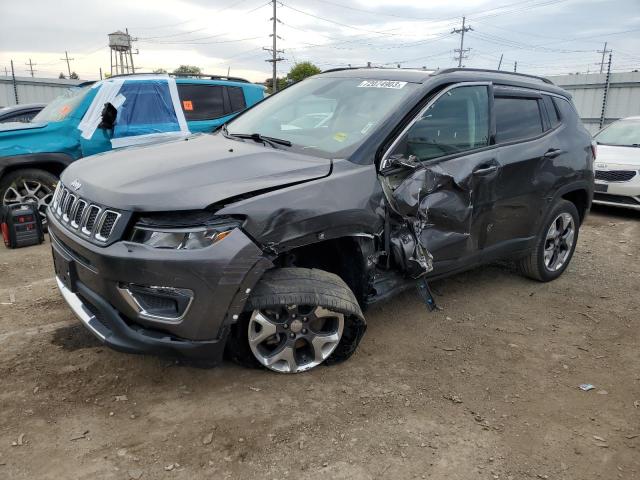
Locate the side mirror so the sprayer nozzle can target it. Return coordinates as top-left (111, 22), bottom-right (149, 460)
top-left (98, 102), bottom-right (117, 130)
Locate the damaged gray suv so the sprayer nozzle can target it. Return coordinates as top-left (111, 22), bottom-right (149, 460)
top-left (48, 68), bottom-right (594, 373)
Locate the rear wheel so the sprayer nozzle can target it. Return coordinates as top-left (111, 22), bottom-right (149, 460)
top-left (517, 199), bottom-right (580, 282)
top-left (0, 169), bottom-right (58, 226)
top-left (227, 268), bottom-right (366, 373)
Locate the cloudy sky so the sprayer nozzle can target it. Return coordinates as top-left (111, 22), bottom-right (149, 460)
top-left (1, 0), bottom-right (639, 82)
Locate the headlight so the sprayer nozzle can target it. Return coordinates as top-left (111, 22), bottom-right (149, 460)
top-left (129, 212), bottom-right (241, 250)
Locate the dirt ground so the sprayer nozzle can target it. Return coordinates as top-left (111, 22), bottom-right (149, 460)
top-left (0, 205), bottom-right (638, 480)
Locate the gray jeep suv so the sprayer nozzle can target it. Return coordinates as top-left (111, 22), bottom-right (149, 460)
top-left (48, 68), bottom-right (594, 373)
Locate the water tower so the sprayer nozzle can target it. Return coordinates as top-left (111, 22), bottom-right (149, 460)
top-left (109, 30), bottom-right (136, 75)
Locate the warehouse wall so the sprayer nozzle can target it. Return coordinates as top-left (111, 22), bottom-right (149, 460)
top-left (547, 71), bottom-right (640, 134)
top-left (0, 76), bottom-right (84, 107)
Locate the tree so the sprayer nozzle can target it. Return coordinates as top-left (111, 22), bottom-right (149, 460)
top-left (172, 65), bottom-right (202, 76)
top-left (153, 68), bottom-right (168, 74)
top-left (58, 72), bottom-right (66, 79)
top-left (69, 71), bottom-right (79, 80)
top-left (287, 62), bottom-right (321, 84)
top-left (264, 76), bottom-right (287, 94)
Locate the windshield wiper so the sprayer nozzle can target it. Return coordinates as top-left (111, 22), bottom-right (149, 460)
top-left (227, 132), bottom-right (292, 148)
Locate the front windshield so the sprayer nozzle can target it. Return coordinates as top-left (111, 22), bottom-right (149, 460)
top-left (226, 77), bottom-right (418, 157)
top-left (595, 119), bottom-right (640, 147)
top-left (32, 86), bottom-right (90, 123)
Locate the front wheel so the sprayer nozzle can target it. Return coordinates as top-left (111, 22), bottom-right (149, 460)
top-left (227, 268), bottom-right (366, 373)
top-left (0, 168), bottom-right (58, 227)
top-left (517, 199), bottom-right (580, 282)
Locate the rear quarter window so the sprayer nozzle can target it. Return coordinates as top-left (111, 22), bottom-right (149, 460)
top-left (178, 84), bottom-right (225, 121)
top-left (495, 97), bottom-right (543, 143)
top-left (553, 97), bottom-right (578, 124)
top-left (228, 86), bottom-right (246, 113)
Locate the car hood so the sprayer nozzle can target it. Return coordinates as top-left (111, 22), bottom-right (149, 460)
top-left (595, 144), bottom-right (640, 167)
top-left (61, 133), bottom-right (332, 211)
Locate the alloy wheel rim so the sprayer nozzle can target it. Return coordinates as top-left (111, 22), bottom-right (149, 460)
top-left (248, 305), bottom-right (344, 373)
top-left (543, 212), bottom-right (575, 272)
top-left (3, 179), bottom-right (53, 224)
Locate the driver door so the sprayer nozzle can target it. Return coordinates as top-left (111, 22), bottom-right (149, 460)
top-left (381, 83), bottom-right (501, 274)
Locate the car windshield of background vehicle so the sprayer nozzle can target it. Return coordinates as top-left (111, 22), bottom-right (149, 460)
top-left (594, 119), bottom-right (640, 147)
top-left (32, 86), bottom-right (91, 123)
top-left (226, 77), bottom-right (418, 158)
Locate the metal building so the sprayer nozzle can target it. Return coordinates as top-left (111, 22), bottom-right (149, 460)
top-left (547, 71), bottom-right (640, 134)
top-left (0, 76), bottom-right (83, 108)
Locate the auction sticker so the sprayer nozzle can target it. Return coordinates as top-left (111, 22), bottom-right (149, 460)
top-left (357, 80), bottom-right (407, 89)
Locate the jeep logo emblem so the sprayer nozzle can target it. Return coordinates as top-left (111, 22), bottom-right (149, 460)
top-left (69, 179), bottom-right (82, 191)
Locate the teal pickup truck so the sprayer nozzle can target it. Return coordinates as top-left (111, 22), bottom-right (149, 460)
top-left (0, 74), bottom-right (265, 223)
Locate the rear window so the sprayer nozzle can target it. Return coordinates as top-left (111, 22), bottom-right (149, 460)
top-left (178, 84), bottom-right (225, 121)
top-left (542, 95), bottom-right (561, 128)
top-left (495, 97), bottom-right (543, 143)
top-left (553, 97), bottom-right (578, 124)
top-left (228, 86), bottom-right (246, 113)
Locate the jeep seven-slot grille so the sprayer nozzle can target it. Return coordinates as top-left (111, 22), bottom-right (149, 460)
top-left (51, 183), bottom-right (121, 243)
top-left (595, 170), bottom-right (637, 182)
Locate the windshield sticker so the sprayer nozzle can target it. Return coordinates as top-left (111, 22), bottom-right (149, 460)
top-left (333, 132), bottom-right (348, 142)
top-left (357, 80), bottom-right (407, 89)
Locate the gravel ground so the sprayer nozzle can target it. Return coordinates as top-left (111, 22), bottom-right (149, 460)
top-left (0, 205), bottom-right (638, 480)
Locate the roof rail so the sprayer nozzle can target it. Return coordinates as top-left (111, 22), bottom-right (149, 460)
top-left (435, 67), bottom-right (554, 85)
top-left (104, 72), bottom-right (251, 83)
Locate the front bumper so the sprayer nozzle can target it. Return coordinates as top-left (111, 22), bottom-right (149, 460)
top-left (48, 211), bottom-right (272, 361)
top-left (593, 166), bottom-right (640, 210)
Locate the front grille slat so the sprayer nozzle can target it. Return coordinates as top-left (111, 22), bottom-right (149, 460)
top-left (595, 170), bottom-right (637, 182)
top-left (52, 182), bottom-right (121, 244)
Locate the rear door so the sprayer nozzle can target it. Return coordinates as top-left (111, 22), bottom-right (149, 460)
top-left (381, 83), bottom-right (502, 272)
top-left (484, 87), bottom-right (557, 250)
top-left (177, 83), bottom-right (247, 132)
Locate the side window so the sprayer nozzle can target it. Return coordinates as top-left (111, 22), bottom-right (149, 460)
top-left (494, 97), bottom-right (543, 143)
top-left (390, 85), bottom-right (490, 162)
top-left (178, 84), bottom-right (225, 121)
top-left (227, 86), bottom-right (246, 113)
top-left (542, 95), bottom-right (560, 129)
top-left (553, 97), bottom-right (578, 124)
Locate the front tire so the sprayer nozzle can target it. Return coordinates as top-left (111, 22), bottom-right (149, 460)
top-left (0, 168), bottom-right (58, 227)
top-left (227, 268), bottom-right (366, 373)
top-left (517, 199), bottom-right (580, 282)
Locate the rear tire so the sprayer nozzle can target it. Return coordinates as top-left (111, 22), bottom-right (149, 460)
top-left (226, 268), bottom-right (366, 373)
top-left (0, 168), bottom-right (58, 227)
top-left (517, 199), bottom-right (580, 282)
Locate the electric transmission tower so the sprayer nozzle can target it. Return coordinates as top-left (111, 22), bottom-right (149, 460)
top-left (451, 16), bottom-right (472, 68)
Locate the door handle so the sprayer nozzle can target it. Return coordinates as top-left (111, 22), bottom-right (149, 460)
top-left (473, 163), bottom-right (499, 176)
top-left (543, 148), bottom-right (563, 159)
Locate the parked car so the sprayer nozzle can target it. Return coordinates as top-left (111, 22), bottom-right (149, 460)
top-left (0, 74), bottom-right (265, 224)
top-left (48, 68), bottom-right (594, 374)
top-left (592, 116), bottom-right (640, 210)
top-left (0, 103), bottom-right (46, 124)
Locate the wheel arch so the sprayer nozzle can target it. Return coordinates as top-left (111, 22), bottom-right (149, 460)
top-left (0, 153), bottom-right (74, 182)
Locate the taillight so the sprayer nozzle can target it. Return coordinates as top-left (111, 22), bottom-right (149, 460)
top-left (591, 141), bottom-right (597, 160)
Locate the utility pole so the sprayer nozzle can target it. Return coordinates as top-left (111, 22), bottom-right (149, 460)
top-left (126, 28), bottom-right (137, 74)
top-left (597, 42), bottom-right (611, 74)
top-left (497, 53), bottom-right (503, 70)
top-left (264, 0), bottom-right (284, 92)
top-left (599, 52), bottom-right (612, 129)
top-left (452, 16), bottom-right (472, 68)
top-left (10, 60), bottom-right (19, 104)
top-left (60, 51), bottom-right (74, 77)
top-left (25, 58), bottom-right (37, 77)
top-left (99, 67), bottom-right (103, 80)
top-left (513, 61), bottom-right (518, 72)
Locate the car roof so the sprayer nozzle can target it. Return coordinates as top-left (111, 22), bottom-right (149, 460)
top-left (318, 67), bottom-right (567, 96)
